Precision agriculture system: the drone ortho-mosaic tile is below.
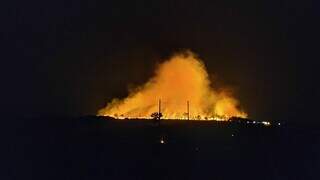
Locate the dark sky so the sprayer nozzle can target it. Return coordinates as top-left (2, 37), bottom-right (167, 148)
top-left (2, 0), bottom-right (319, 123)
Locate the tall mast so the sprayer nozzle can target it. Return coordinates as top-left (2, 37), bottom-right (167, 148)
top-left (159, 99), bottom-right (161, 115)
top-left (187, 100), bottom-right (190, 120)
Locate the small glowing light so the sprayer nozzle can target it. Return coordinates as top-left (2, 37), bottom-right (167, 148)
top-left (160, 139), bottom-right (165, 144)
top-left (278, 123), bottom-right (281, 126)
top-left (253, 121), bottom-right (256, 124)
top-left (232, 134), bottom-right (234, 137)
top-left (262, 121), bottom-right (271, 126)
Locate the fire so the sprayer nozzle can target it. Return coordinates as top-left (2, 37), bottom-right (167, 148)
top-left (98, 51), bottom-right (247, 120)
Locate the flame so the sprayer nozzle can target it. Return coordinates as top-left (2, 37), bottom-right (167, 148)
top-left (98, 51), bottom-right (247, 120)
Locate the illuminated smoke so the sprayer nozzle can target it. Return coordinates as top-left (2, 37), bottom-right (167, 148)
top-left (98, 51), bottom-right (247, 120)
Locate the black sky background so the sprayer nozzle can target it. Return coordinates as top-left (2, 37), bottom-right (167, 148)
top-left (2, 0), bottom-right (319, 123)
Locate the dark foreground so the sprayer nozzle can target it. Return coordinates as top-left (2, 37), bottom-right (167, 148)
top-left (4, 116), bottom-right (320, 180)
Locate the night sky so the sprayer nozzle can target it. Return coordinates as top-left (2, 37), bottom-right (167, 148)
top-left (2, 0), bottom-right (319, 123)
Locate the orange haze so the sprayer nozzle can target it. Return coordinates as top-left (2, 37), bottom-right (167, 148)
top-left (98, 51), bottom-right (247, 120)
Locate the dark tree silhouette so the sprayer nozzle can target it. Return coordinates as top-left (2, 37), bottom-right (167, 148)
top-left (151, 112), bottom-right (162, 126)
top-left (151, 112), bottom-right (162, 120)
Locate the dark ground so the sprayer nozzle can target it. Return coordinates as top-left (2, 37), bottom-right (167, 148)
top-left (4, 116), bottom-right (320, 180)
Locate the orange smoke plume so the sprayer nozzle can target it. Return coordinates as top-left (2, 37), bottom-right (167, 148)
top-left (98, 51), bottom-right (247, 120)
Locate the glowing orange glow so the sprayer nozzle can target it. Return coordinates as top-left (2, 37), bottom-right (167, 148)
top-left (98, 51), bottom-right (247, 120)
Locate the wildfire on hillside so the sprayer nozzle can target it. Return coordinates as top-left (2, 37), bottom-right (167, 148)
top-left (98, 51), bottom-right (247, 121)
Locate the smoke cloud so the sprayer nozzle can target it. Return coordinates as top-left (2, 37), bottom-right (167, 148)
top-left (98, 51), bottom-right (247, 120)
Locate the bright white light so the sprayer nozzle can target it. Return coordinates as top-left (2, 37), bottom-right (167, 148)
top-left (160, 139), bottom-right (165, 144)
top-left (262, 121), bottom-right (271, 126)
top-left (253, 121), bottom-right (256, 124)
top-left (231, 134), bottom-right (234, 137)
top-left (278, 123), bottom-right (281, 126)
